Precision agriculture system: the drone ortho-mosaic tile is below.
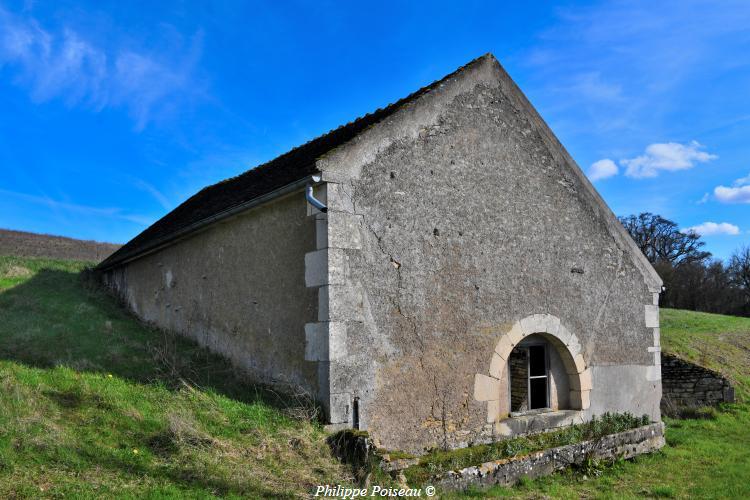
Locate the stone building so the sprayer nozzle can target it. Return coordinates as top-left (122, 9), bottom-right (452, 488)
top-left (98, 54), bottom-right (663, 454)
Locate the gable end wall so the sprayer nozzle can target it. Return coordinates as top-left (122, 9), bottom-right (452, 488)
top-left (317, 57), bottom-right (661, 453)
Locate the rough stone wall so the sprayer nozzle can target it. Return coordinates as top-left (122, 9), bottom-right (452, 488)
top-left (436, 422), bottom-right (665, 490)
top-left (316, 56), bottom-right (662, 453)
top-left (661, 353), bottom-right (734, 410)
top-left (102, 192), bottom-right (319, 395)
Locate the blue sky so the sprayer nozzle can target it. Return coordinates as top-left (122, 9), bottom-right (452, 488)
top-left (1, 1), bottom-right (749, 260)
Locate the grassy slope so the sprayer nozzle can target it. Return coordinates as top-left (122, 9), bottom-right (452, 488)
top-left (2, 255), bottom-right (749, 498)
top-left (0, 256), bottom-right (348, 498)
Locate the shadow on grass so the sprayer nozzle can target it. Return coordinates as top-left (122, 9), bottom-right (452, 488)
top-left (0, 267), bottom-right (318, 418)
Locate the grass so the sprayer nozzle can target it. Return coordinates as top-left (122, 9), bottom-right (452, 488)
top-left (1, 255), bottom-right (749, 498)
top-left (660, 308), bottom-right (750, 397)
top-left (0, 256), bottom-right (349, 498)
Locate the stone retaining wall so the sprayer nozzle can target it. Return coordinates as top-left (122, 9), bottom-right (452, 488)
top-left (436, 422), bottom-right (665, 490)
top-left (661, 354), bottom-right (734, 410)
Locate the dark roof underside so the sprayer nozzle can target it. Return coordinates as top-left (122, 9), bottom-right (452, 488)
top-left (99, 54), bottom-right (491, 269)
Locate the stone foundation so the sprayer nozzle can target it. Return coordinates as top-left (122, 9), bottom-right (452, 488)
top-left (661, 354), bottom-right (734, 411)
top-left (436, 422), bottom-right (665, 490)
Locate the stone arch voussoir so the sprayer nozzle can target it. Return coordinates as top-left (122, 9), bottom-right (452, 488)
top-left (473, 313), bottom-right (591, 423)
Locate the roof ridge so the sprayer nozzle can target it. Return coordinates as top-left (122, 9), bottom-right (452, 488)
top-left (197, 53), bottom-right (494, 193)
top-left (98, 53), bottom-right (496, 270)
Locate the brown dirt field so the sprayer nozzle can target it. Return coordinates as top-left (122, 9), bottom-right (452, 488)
top-left (0, 228), bottom-right (121, 263)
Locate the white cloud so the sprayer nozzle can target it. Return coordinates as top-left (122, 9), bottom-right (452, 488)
top-left (588, 158), bottom-right (618, 181)
top-left (714, 171), bottom-right (750, 204)
top-left (732, 172), bottom-right (750, 187)
top-left (131, 178), bottom-right (172, 210)
top-left (621, 141), bottom-right (717, 178)
top-left (697, 192), bottom-right (710, 204)
top-left (0, 7), bottom-right (203, 129)
top-left (0, 187), bottom-right (152, 225)
top-left (714, 185), bottom-right (750, 204)
top-left (683, 222), bottom-right (740, 236)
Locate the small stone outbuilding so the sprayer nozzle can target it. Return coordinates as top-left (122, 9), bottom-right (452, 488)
top-left (98, 54), bottom-right (663, 454)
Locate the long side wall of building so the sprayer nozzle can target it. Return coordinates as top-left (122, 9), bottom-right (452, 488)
top-left (101, 192), bottom-right (320, 395)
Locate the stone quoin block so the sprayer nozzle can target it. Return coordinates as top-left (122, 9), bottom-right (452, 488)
top-left (646, 365), bottom-right (662, 381)
top-left (304, 248), bottom-right (348, 287)
top-left (325, 284), bottom-right (365, 322)
top-left (304, 322), bottom-right (347, 361)
top-left (645, 305), bottom-right (660, 328)
top-left (304, 322), bottom-right (327, 361)
top-left (327, 211), bottom-right (363, 250)
top-left (329, 392), bottom-right (352, 424)
top-left (324, 182), bottom-right (356, 213)
top-left (305, 249), bottom-right (328, 287)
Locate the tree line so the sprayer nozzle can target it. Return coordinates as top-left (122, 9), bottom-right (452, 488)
top-left (619, 213), bottom-right (750, 317)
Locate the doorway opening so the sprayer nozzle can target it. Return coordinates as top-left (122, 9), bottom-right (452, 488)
top-left (509, 342), bottom-right (549, 413)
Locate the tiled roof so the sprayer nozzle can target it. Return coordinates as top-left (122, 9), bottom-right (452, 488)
top-left (98, 54), bottom-right (492, 269)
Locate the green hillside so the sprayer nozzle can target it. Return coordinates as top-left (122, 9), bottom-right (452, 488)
top-left (0, 256), bottom-right (348, 498)
top-left (1, 255), bottom-right (749, 498)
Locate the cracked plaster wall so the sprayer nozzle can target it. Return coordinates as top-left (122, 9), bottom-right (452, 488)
top-left (102, 192), bottom-right (320, 395)
top-left (316, 57), bottom-right (662, 454)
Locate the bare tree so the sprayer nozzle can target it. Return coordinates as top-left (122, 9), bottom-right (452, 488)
top-left (618, 212), bottom-right (711, 266)
top-left (729, 246), bottom-right (750, 301)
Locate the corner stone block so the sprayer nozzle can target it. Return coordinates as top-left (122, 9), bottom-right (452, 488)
top-left (328, 322), bottom-right (348, 361)
top-left (474, 374), bottom-right (501, 402)
top-left (329, 392), bottom-right (351, 425)
top-left (317, 285), bottom-right (330, 321)
top-left (305, 249), bottom-right (328, 287)
top-left (304, 322), bottom-right (347, 361)
top-left (304, 322), bottom-right (327, 361)
top-left (652, 327), bottom-right (661, 347)
top-left (646, 365), bottom-right (661, 381)
top-left (489, 353), bottom-right (506, 379)
top-left (325, 182), bottom-right (356, 213)
top-left (645, 305), bottom-right (659, 328)
top-left (326, 284), bottom-right (364, 322)
top-left (315, 216), bottom-right (328, 250)
top-left (327, 211), bottom-right (362, 250)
